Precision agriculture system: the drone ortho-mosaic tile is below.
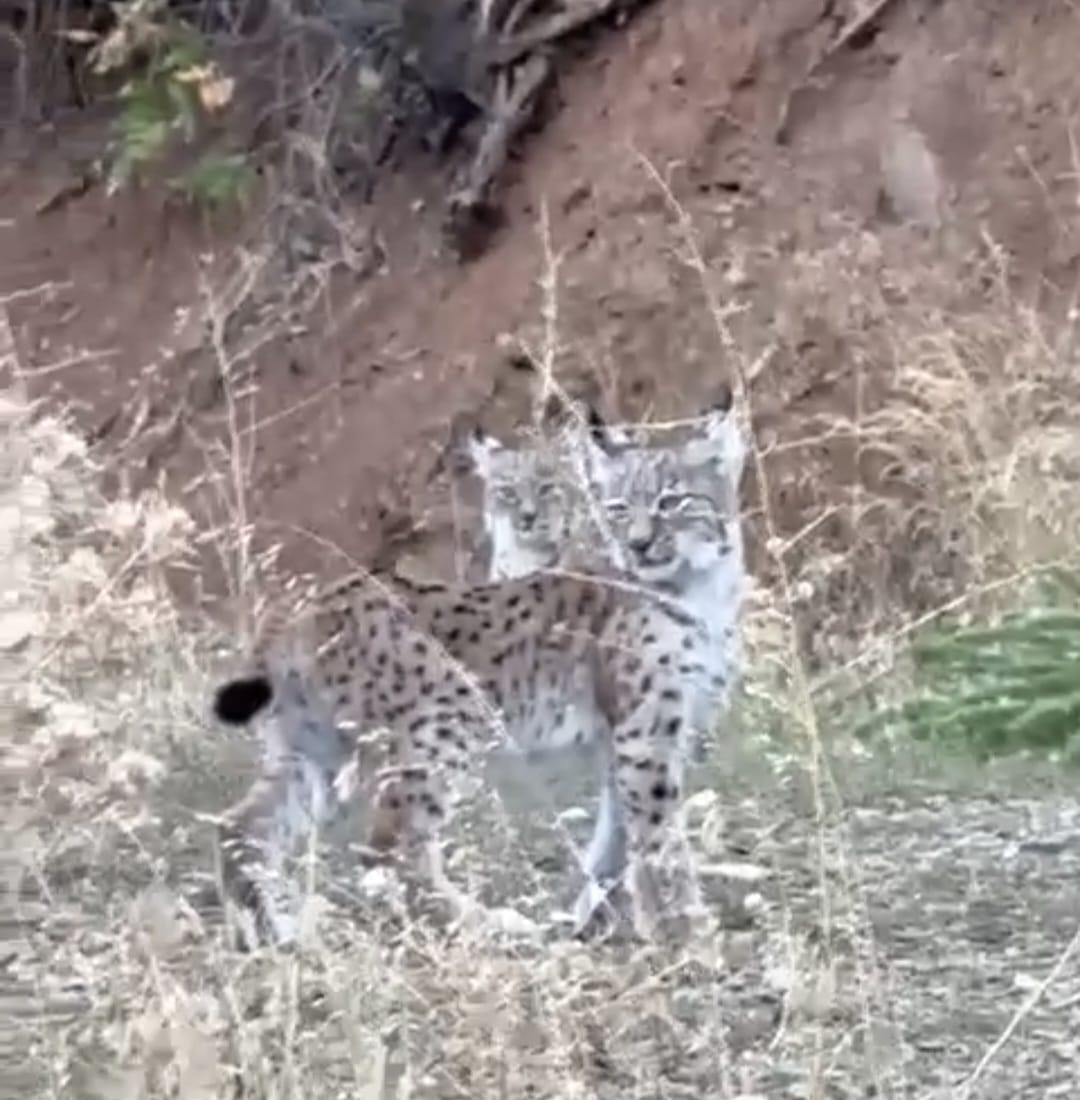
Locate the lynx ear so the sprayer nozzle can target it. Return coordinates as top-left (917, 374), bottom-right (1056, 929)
top-left (684, 389), bottom-right (747, 488)
top-left (462, 426), bottom-right (503, 481)
top-left (536, 382), bottom-right (606, 437)
top-left (537, 389), bottom-right (578, 435)
top-left (538, 392), bottom-right (561, 427)
top-left (709, 381), bottom-right (734, 415)
top-left (581, 401), bottom-right (642, 453)
top-left (430, 414), bottom-right (501, 482)
top-left (585, 401), bottom-right (617, 452)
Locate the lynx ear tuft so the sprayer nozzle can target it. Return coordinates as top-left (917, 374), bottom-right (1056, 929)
top-left (708, 382), bottom-right (734, 414)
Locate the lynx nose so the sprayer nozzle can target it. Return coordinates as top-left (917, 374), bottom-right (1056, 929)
top-left (626, 514), bottom-right (654, 555)
top-left (517, 509), bottom-right (537, 531)
top-left (627, 535), bottom-right (652, 557)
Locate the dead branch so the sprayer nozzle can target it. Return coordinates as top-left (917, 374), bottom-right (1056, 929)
top-left (444, 51), bottom-right (552, 254)
top-left (489, 0), bottom-right (652, 69)
top-left (500, 0), bottom-right (548, 37)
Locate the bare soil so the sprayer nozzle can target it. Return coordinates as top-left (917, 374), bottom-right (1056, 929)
top-left (4, 0), bottom-right (1080, 596)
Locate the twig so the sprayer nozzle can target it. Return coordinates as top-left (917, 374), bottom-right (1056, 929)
top-left (14, 347), bottom-right (118, 378)
top-left (531, 201), bottom-right (562, 428)
top-left (0, 25), bottom-right (28, 133)
top-left (1050, 988), bottom-right (1080, 1012)
top-left (491, 0), bottom-right (650, 67)
top-left (825, 0), bottom-right (903, 55)
top-left (0, 281), bottom-right (73, 307)
top-left (500, 0), bottom-right (550, 38)
top-left (955, 921), bottom-right (1080, 1099)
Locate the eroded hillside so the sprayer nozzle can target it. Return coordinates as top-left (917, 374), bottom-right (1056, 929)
top-left (3, 0), bottom-right (1077, 632)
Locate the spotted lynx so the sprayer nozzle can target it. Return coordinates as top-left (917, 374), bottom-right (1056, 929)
top-left (585, 395), bottom-right (748, 709)
top-left (466, 393), bottom-right (747, 740)
top-left (213, 401), bottom-right (746, 949)
top-left (458, 400), bottom-right (620, 580)
top-left (458, 412), bottom-right (631, 929)
top-left (459, 396), bottom-right (746, 927)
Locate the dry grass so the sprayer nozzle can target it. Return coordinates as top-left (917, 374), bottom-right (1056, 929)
top-left (755, 227), bottom-right (1080, 661)
top-left (5, 198), bottom-right (1080, 1099)
top-left (674, 225), bottom-right (1080, 822)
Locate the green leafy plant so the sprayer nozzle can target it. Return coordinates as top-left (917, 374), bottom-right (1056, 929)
top-left (876, 568), bottom-right (1080, 760)
top-left (89, 0), bottom-right (249, 210)
top-left (171, 149), bottom-right (254, 210)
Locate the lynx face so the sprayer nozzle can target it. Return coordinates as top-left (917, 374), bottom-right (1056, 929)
top-left (598, 455), bottom-right (731, 585)
top-left (464, 431), bottom-right (574, 579)
top-left (586, 401), bottom-right (747, 592)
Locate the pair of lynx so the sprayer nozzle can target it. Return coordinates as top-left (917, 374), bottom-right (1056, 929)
top-left (213, 386), bottom-right (748, 949)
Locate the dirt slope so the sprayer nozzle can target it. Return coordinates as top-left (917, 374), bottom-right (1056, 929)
top-left (2, 0), bottom-right (1078, 607)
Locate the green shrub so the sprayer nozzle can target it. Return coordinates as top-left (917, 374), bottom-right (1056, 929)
top-left (170, 148), bottom-right (253, 210)
top-left (878, 568), bottom-right (1080, 760)
top-left (92, 0), bottom-right (251, 209)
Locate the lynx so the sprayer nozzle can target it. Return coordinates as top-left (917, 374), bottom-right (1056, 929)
top-left (456, 410), bottom-right (630, 928)
top-left (458, 396), bottom-right (746, 927)
top-left (465, 392), bottom-right (748, 743)
top-left (212, 402), bottom-right (746, 950)
top-left (454, 394), bottom-right (623, 580)
top-left (585, 394), bottom-right (748, 711)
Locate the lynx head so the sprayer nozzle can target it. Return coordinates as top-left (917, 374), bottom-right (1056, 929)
top-left (460, 428), bottom-right (574, 579)
top-left (585, 388), bottom-right (747, 588)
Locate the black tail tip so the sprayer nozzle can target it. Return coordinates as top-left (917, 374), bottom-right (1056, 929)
top-left (213, 676), bottom-right (273, 725)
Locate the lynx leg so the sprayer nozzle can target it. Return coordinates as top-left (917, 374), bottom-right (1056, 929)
top-left (572, 769), bottom-right (630, 937)
top-left (611, 709), bottom-right (704, 942)
top-left (369, 765), bottom-right (479, 927)
top-left (218, 754), bottom-right (343, 950)
top-left (622, 795), bottom-right (705, 942)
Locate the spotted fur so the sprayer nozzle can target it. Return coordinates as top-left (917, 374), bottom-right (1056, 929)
top-left (214, 565), bottom-right (725, 948)
top-left (469, 395), bottom-right (748, 749)
top-left (213, 397), bottom-right (748, 949)
top-left (464, 432), bottom-right (576, 579)
top-left (457, 414), bottom-right (628, 933)
top-left (453, 395), bottom-right (747, 933)
top-left (585, 392), bottom-right (748, 716)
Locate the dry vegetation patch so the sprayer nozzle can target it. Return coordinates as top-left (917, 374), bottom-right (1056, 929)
top-left (3, 350), bottom-right (1079, 1096)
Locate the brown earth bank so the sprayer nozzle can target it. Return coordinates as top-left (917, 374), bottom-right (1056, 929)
top-left (3, 0), bottom-right (1079, 624)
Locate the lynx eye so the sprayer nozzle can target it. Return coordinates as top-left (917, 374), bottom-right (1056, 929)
top-left (604, 499), bottom-right (630, 524)
top-left (537, 482), bottom-right (563, 500)
top-left (655, 491), bottom-right (686, 514)
top-left (492, 486), bottom-right (518, 508)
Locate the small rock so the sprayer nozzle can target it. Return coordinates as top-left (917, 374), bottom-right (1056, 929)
top-left (555, 806), bottom-right (591, 825)
top-left (700, 860), bottom-right (771, 883)
top-left (479, 907), bottom-right (542, 942)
